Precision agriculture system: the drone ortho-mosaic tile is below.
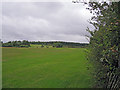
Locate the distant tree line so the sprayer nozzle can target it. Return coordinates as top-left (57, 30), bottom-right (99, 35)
top-left (2, 40), bottom-right (30, 47)
top-left (1, 40), bottom-right (89, 48)
top-left (29, 41), bottom-right (88, 48)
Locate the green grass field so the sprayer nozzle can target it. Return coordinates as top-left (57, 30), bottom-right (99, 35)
top-left (2, 47), bottom-right (93, 88)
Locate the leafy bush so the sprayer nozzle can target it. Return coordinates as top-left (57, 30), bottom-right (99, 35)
top-left (86, 2), bottom-right (120, 88)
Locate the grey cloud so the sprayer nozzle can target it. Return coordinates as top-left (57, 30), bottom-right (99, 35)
top-left (2, 2), bottom-right (94, 43)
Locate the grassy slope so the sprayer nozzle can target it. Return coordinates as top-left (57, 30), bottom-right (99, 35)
top-left (2, 47), bottom-right (93, 88)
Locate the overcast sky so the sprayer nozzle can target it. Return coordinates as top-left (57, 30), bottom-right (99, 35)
top-left (2, 2), bottom-right (94, 43)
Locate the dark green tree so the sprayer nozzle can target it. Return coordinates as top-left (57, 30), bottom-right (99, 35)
top-left (41, 45), bottom-right (44, 48)
top-left (53, 43), bottom-right (63, 48)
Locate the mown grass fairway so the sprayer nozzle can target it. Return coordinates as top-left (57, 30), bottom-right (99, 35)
top-left (2, 47), bottom-right (93, 88)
